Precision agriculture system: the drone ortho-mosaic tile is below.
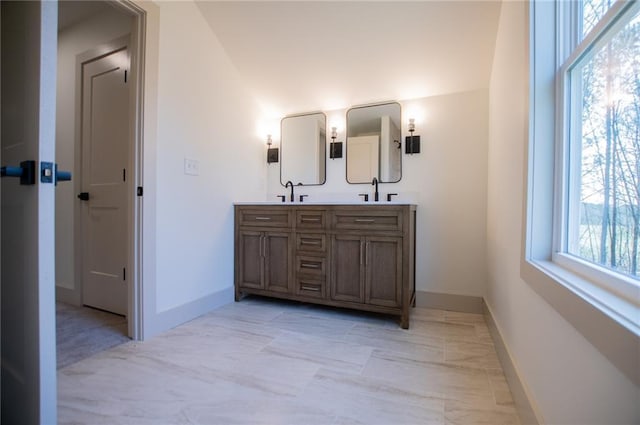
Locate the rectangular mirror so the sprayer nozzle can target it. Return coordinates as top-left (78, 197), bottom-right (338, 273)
top-left (280, 112), bottom-right (326, 186)
top-left (346, 102), bottom-right (402, 183)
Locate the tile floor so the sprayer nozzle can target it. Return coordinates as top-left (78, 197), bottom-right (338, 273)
top-left (57, 296), bottom-right (521, 425)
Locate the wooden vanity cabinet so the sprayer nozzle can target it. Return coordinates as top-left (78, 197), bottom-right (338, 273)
top-left (331, 235), bottom-right (402, 307)
top-left (235, 204), bottom-right (416, 328)
top-left (237, 230), bottom-right (291, 294)
top-left (235, 208), bottom-right (293, 298)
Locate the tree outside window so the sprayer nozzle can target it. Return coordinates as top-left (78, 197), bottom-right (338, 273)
top-left (567, 1), bottom-right (640, 278)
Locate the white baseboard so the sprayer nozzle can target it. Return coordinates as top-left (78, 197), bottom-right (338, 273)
top-left (55, 285), bottom-right (81, 306)
top-left (414, 290), bottom-right (539, 423)
top-left (415, 290), bottom-right (484, 313)
top-left (145, 286), bottom-right (234, 339)
top-left (483, 300), bottom-right (541, 425)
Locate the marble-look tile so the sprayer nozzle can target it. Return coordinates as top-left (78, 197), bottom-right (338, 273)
top-left (473, 323), bottom-right (495, 345)
top-left (262, 330), bottom-right (374, 373)
top-left (313, 367), bottom-right (444, 406)
top-left (181, 399), bottom-right (336, 425)
top-left (267, 311), bottom-right (357, 339)
top-left (362, 349), bottom-right (495, 406)
top-left (445, 340), bottom-right (502, 370)
top-left (58, 298), bottom-right (521, 425)
top-left (344, 323), bottom-right (445, 359)
top-left (59, 345), bottom-right (321, 423)
top-left (301, 368), bottom-right (444, 425)
top-left (295, 302), bottom-right (398, 327)
top-left (444, 311), bottom-right (486, 325)
top-left (207, 298), bottom-right (290, 324)
top-left (412, 307), bottom-right (447, 322)
top-left (407, 317), bottom-right (480, 342)
top-left (445, 400), bottom-right (521, 425)
top-left (487, 368), bottom-right (517, 407)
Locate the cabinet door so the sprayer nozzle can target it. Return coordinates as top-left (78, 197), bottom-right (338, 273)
top-left (238, 231), bottom-right (264, 289)
top-left (264, 232), bottom-right (292, 293)
top-left (365, 236), bottom-right (402, 307)
top-left (330, 235), bottom-right (364, 303)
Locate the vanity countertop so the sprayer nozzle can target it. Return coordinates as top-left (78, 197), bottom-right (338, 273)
top-left (233, 201), bottom-right (417, 206)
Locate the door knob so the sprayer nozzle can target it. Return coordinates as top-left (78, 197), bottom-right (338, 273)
top-left (77, 192), bottom-right (90, 201)
top-left (0, 160), bottom-right (36, 185)
top-left (56, 170), bottom-right (72, 183)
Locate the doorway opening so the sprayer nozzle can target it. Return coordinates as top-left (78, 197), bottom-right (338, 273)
top-left (55, 0), bottom-right (145, 368)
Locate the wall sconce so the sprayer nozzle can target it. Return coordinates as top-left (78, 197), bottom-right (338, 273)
top-left (329, 126), bottom-right (343, 159)
top-left (405, 118), bottom-right (421, 154)
top-left (266, 134), bottom-right (279, 163)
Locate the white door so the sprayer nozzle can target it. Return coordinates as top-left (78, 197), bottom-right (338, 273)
top-left (80, 47), bottom-right (130, 316)
top-left (347, 135), bottom-right (379, 183)
top-left (1, 1), bottom-right (58, 423)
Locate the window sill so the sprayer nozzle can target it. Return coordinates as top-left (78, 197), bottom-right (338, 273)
top-left (521, 258), bottom-right (640, 386)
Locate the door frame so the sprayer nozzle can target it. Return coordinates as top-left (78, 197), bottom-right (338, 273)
top-left (72, 0), bottom-right (146, 340)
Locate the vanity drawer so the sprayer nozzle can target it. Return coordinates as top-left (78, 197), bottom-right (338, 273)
top-left (295, 278), bottom-right (325, 299)
top-left (296, 255), bottom-right (326, 277)
top-left (238, 209), bottom-right (292, 228)
top-left (296, 233), bottom-right (327, 253)
top-left (296, 210), bottom-right (327, 229)
top-left (332, 210), bottom-right (402, 232)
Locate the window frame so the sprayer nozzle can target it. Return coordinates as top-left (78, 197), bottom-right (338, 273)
top-left (524, 0), bottom-right (639, 386)
top-left (554, 0), bottom-right (640, 311)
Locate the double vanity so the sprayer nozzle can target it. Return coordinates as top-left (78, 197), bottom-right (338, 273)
top-left (234, 203), bottom-right (416, 328)
top-left (237, 101), bottom-right (417, 327)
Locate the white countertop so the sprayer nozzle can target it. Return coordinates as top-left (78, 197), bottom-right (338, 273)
top-left (234, 201), bottom-right (416, 206)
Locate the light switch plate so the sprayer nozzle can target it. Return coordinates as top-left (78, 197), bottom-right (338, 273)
top-left (184, 158), bottom-right (199, 176)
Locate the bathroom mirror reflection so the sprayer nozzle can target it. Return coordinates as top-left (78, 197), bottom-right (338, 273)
top-left (280, 112), bottom-right (326, 186)
top-left (346, 102), bottom-right (402, 183)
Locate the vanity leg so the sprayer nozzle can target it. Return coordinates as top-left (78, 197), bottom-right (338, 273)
top-left (400, 313), bottom-right (409, 330)
top-left (234, 288), bottom-right (242, 302)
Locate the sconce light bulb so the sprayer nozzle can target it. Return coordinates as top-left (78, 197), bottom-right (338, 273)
top-left (331, 127), bottom-right (337, 140)
top-left (267, 134), bottom-right (272, 146)
top-left (408, 118), bottom-right (415, 133)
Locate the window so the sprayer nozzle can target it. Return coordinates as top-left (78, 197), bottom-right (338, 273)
top-left (555, 0), bottom-right (640, 306)
top-left (525, 0), bottom-right (639, 382)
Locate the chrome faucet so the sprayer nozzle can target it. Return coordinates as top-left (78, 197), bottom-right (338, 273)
top-left (285, 180), bottom-right (295, 202)
top-left (371, 177), bottom-right (379, 202)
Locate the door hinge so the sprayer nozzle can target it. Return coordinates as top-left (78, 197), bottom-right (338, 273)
top-left (123, 267), bottom-right (126, 281)
top-left (124, 69), bottom-right (128, 83)
top-left (123, 168), bottom-right (126, 182)
top-left (137, 186), bottom-right (143, 196)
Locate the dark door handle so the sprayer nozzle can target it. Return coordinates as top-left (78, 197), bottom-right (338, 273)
top-left (77, 192), bottom-right (90, 201)
top-left (56, 169), bottom-right (72, 183)
top-left (0, 160), bottom-right (36, 185)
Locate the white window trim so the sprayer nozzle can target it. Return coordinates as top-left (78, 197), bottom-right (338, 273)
top-left (554, 0), bottom-right (640, 314)
top-left (524, 0), bottom-right (640, 386)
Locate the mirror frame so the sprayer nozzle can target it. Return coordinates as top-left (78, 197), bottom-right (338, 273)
top-left (280, 111), bottom-right (327, 187)
top-left (345, 101), bottom-right (402, 184)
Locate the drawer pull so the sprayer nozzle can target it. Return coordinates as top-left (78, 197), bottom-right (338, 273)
top-left (301, 240), bottom-right (321, 245)
top-left (301, 285), bottom-right (321, 292)
top-left (302, 218), bottom-right (321, 222)
top-left (355, 218), bottom-right (375, 223)
top-left (301, 262), bottom-right (321, 269)
top-left (255, 216), bottom-right (272, 220)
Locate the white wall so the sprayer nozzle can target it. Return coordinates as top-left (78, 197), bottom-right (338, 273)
top-left (486, 2), bottom-right (639, 424)
top-left (55, 7), bottom-right (132, 295)
top-left (151, 1), bottom-right (264, 315)
top-left (267, 90), bottom-right (489, 298)
top-left (56, 0), bottom-right (264, 337)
